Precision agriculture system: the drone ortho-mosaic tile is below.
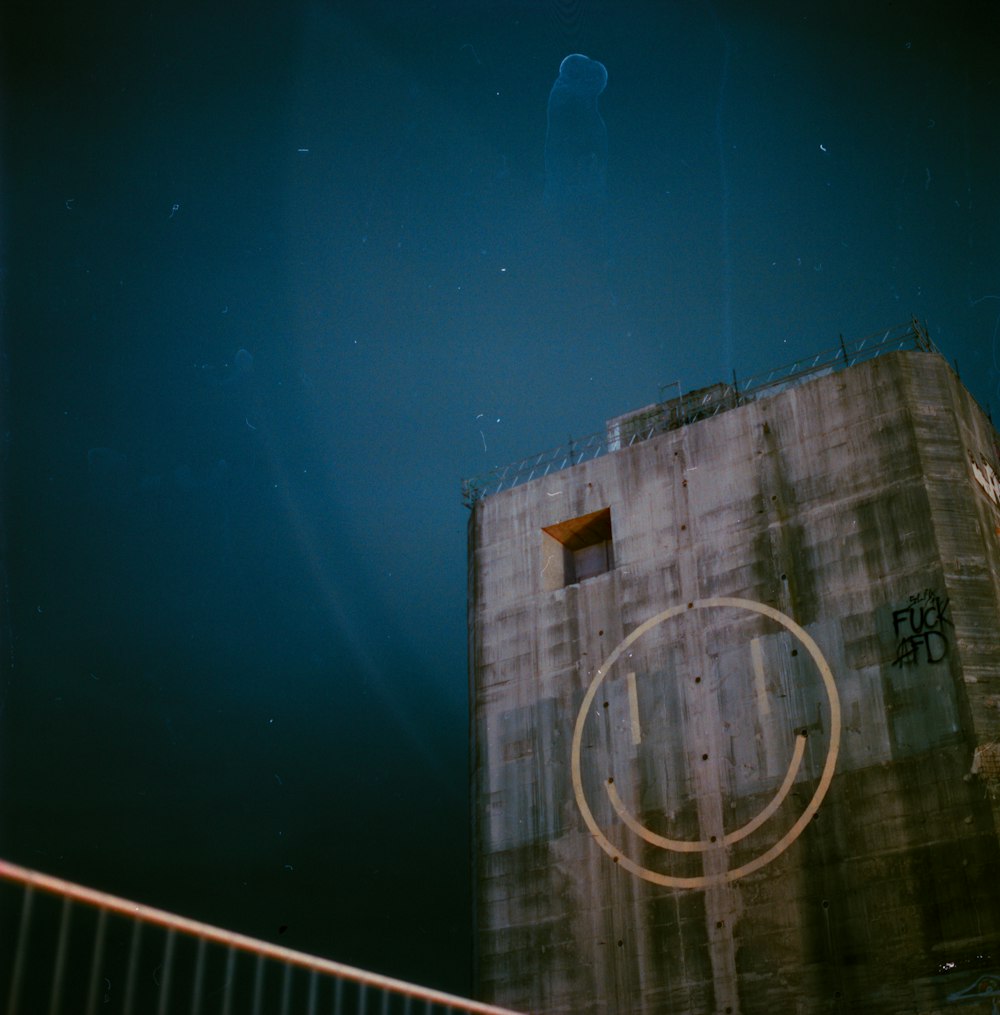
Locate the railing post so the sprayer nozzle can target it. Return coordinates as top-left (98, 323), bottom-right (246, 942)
top-left (48, 897), bottom-right (72, 1015)
top-left (6, 885), bottom-right (34, 1015)
top-left (157, 928), bottom-right (176, 1015)
top-left (123, 920), bottom-right (142, 1015)
top-left (85, 908), bottom-right (109, 1015)
top-left (911, 316), bottom-right (930, 351)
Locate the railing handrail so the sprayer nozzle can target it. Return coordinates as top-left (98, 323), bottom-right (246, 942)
top-left (461, 319), bottom-right (940, 505)
top-left (0, 857), bottom-right (524, 1015)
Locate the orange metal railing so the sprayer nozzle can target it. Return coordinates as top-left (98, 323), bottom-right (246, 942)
top-left (0, 858), bottom-right (523, 1015)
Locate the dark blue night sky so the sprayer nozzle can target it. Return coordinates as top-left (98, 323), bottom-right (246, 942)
top-left (2, 0), bottom-right (998, 996)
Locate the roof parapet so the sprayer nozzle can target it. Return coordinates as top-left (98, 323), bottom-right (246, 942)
top-left (462, 319), bottom-right (939, 506)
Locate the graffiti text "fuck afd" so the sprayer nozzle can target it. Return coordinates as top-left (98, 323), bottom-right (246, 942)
top-left (892, 588), bottom-right (953, 667)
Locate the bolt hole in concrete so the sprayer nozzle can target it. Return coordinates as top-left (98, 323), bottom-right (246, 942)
top-left (822, 900), bottom-right (830, 909)
top-left (702, 753), bottom-right (709, 760)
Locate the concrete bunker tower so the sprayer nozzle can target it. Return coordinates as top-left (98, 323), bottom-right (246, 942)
top-left (466, 325), bottom-right (1000, 1014)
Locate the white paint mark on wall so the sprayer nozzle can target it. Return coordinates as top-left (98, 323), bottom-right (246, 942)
top-left (970, 450), bottom-right (1000, 507)
top-left (751, 637), bottom-right (770, 717)
top-left (626, 671), bottom-right (642, 745)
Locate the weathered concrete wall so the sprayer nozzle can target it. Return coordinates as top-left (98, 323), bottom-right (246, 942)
top-left (468, 351), bottom-right (1000, 1015)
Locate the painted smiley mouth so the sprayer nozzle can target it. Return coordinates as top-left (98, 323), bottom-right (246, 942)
top-left (604, 727), bottom-right (808, 854)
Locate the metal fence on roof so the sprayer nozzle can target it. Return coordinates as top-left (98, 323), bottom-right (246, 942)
top-left (0, 858), bottom-right (524, 1015)
top-left (461, 319), bottom-right (940, 505)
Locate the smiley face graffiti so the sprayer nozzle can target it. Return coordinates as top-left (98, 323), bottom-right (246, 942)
top-left (571, 598), bottom-right (841, 888)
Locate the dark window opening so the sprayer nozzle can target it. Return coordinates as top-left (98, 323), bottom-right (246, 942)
top-left (541, 507), bottom-right (614, 590)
